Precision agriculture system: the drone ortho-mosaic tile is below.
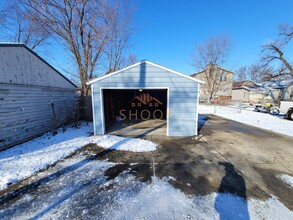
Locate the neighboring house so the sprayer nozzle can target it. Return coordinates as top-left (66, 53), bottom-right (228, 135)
top-left (232, 79), bottom-right (293, 104)
top-left (0, 43), bottom-right (76, 150)
top-left (191, 64), bottom-right (233, 102)
top-left (258, 79), bottom-right (293, 101)
top-left (232, 81), bottom-right (269, 103)
top-left (87, 60), bottom-right (202, 136)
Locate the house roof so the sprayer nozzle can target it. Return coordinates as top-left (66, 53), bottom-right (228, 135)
top-left (232, 81), bottom-right (249, 88)
top-left (87, 60), bottom-right (204, 85)
top-left (232, 79), bottom-right (293, 91)
top-left (0, 42), bottom-right (77, 88)
top-left (257, 79), bottom-right (293, 89)
top-left (232, 80), bottom-right (267, 91)
top-left (232, 80), bottom-right (260, 88)
top-left (191, 65), bottom-right (234, 77)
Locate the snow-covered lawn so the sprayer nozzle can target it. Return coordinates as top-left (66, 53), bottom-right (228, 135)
top-left (0, 123), bottom-right (157, 190)
top-left (1, 155), bottom-right (292, 219)
top-left (199, 104), bottom-right (293, 137)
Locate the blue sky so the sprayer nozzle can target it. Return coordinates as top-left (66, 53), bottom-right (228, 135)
top-left (38, 0), bottom-right (293, 79)
top-left (129, 0), bottom-right (293, 74)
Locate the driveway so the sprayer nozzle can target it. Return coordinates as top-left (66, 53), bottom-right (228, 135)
top-left (92, 115), bottom-right (293, 208)
top-left (0, 115), bottom-right (292, 219)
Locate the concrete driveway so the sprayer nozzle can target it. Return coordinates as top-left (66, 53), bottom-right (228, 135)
top-left (91, 115), bottom-right (293, 209)
top-left (0, 115), bottom-right (292, 218)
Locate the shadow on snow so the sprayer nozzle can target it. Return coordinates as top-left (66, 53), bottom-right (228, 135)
top-left (215, 162), bottom-right (250, 220)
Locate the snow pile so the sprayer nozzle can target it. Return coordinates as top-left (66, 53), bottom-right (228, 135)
top-left (95, 135), bottom-right (157, 152)
top-left (278, 174), bottom-right (293, 188)
top-left (0, 124), bottom-right (157, 190)
top-left (199, 104), bottom-right (293, 137)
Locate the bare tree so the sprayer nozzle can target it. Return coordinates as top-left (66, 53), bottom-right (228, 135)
top-left (249, 63), bottom-right (274, 83)
top-left (120, 53), bottom-right (138, 68)
top-left (191, 35), bottom-right (233, 101)
top-left (235, 64), bottom-right (275, 83)
top-left (261, 25), bottom-right (293, 78)
top-left (0, 0), bottom-right (49, 49)
top-left (104, 0), bottom-right (135, 72)
top-left (192, 35), bottom-right (233, 70)
top-left (234, 66), bottom-right (248, 81)
top-left (19, 0), bottom-right (135, 96)
top-left (279, 24), bottom-right (293, 44)
top-left (0, 2), bottom-right (8, 26)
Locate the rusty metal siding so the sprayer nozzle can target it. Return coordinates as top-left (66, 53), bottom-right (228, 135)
top-left (0, 83), bottom-right (76, 151)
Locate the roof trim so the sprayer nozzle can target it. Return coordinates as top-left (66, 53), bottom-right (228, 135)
top-left (217, 67), bottom-right (234, 74)
top-left (232, 87), bottom-right (251, 91)
top-left (191, 66), bottom-right (234, 77)
top-left (243, 80), bottom-right (260, 87)
top-left (190, 71), bottom-right (202, 77)
top-left (232, 80), bottom-right (261, 88)
top-left (87, 60), bottom-right (204, 85)
top-left (0, 42), bottom-right (77, 88)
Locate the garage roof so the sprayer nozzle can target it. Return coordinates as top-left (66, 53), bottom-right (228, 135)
top-left (87, 60), bottom-right (204, 85)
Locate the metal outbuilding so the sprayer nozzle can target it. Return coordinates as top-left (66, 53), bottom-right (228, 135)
top-left (87, 60), bottom-right (202, 136)
top-left (0, 43), bottom-right (76, 150)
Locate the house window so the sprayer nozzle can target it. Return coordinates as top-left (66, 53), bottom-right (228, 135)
top-left (154, 103), bottom-right (159, 107)
top-left (224, 75), bottom-right (227, 81)
top-left (220, 74), bottom-right (223, 82)
top-left (131, 103), bottom-right (135, 107)
top-left (149, 103), bottom-right (153, 107)
top-left (137, 103), bottom-right (141, 107)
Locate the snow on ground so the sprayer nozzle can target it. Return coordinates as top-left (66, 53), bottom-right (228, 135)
top-left (199, 104), bottom-right (293, 137)
top-left (0, 156), bottom-right (115, 219)
top-left (278, 174), bottom-right (293, 188)
top-left (96, 135), bottom-right (157, 152)
top-left (0, 122), bottom-right (93, 190)
top-left (102, 176), bottom-right (292, 220)
top-left (0, 155), bottom-right (292, 220)
top-left (0, 123), bottom-right (157, 190)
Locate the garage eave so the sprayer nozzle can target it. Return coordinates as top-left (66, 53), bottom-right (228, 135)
top-left (86, 60), bottom-right (204, 85)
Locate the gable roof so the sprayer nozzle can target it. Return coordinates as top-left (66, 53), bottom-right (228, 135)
top-left (191, 66), bottom-right (234, 77)
top-left (0, 42), bottom-right (76, 88)
top-left (233, 80), bottom-right (268, 91)
top-left (87, 60), bottom-right (204, 85)
top-left (232, 81), bottom-right (248, 88)
top-left (232, 80), bottom-right (260, 88)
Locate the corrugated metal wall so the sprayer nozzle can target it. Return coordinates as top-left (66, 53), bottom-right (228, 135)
top-left (0, 44), bottom-right (76, 150)
top-left (0, 83), bottom-right (76, 150)
top-left (91, 62), bottom-right (199, 136)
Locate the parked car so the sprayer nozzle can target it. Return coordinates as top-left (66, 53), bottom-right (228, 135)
top-left (280, 101), bottom-right (293, 120)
